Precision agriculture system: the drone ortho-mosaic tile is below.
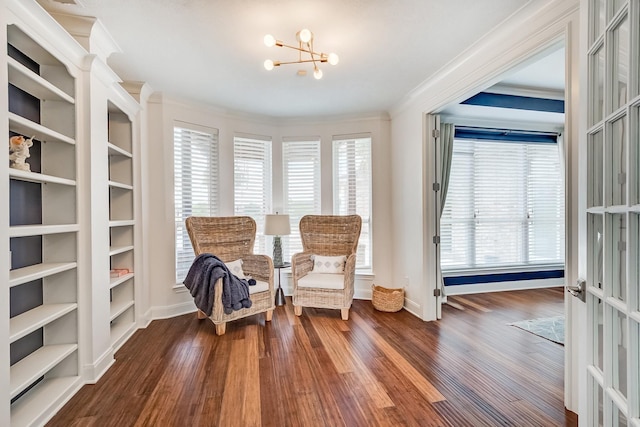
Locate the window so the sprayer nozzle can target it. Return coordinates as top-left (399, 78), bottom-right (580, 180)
top-left (441, 135), bottom-right (564, 270)
top-left (333, 135), bottom-right (372, 270)
top-left (174, 125), bottom-right (219, 283)
top-left (234, 135), bottom-right (272, 254)
top-left (282, 139), bottom-right (321, 259)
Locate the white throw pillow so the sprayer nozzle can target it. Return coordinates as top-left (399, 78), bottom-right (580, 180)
top-left (225, 259), bottom-right (246, 279)
top-left (311, 255), bottom-right (346, 274)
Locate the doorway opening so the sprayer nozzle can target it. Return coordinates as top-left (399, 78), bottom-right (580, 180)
top-left (436, 43), bottom-right (566, 299)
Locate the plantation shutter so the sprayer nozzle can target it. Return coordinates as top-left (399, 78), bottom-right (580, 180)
top-left (174, 125), bottom-right (219, 283)
top-left (333, 135), bottom-right (372, 270)
top-left (441, 136), bottom-right (564, 270)
top-left (282, 138), bottom-right (321, 259)
top-left (234, 135), bottom-right (272, 254)
top-left (527, 143), bottom-right (565, 263)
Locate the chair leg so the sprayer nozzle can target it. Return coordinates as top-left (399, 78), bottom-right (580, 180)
top-left (265, 309), bottom-right (273, 322)
top-left (341, 308), bottom-right (349, 320)
top-left (197, 310), bottom-right (207, 320)
top-left (294, 305), bottom-right (302, 316)
top-left (215, 322), bottom-right (226, 336)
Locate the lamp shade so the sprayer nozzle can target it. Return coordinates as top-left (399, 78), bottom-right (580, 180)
top-left (264, 214), bottom-right (291, 236)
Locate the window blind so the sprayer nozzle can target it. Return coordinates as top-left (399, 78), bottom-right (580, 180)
top-left (441, 137), bottom-right (564, 270)
top-left (333, 136), bottom-right (372, 270)
top-left (174, 125), bottom-right (219, 283)
top-left (234, 136), bottom-right (272, 254)
top-left (282, 140), bottom-right (321, 259)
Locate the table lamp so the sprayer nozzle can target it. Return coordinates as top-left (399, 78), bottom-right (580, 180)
top-left (264, 213), bottom-right (291, 267)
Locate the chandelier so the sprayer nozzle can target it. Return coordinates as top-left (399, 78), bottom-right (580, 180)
top-left (263, 28), bottom-right (339, 79)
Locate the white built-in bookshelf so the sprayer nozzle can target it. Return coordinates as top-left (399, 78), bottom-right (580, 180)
top-left (5, 19), bottom-right (82, 427)
top-left (3, 1), bottom-right (144, 425)
top-left (107, 103), bottom-right (137, 351)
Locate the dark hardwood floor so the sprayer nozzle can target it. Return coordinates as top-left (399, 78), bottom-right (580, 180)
top-left (48, 287), bottom-right (577, 426)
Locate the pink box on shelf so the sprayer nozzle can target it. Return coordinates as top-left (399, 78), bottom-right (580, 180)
top-left (110, 268), bottom-right (131, 278)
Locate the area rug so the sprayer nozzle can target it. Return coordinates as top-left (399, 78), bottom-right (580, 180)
top-left (509, 315), bottom-right (564, 345)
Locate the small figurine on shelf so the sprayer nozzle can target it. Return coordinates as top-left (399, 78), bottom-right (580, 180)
top-left (9, 135), bottom-right (34, 172)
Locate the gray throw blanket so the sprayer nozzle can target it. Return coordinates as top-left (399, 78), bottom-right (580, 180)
top-left (183, 253), bottom-right (252, 316)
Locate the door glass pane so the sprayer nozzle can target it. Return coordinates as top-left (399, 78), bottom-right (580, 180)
top-left (598, 380), bottom-right (604, 426)
top-left (591, 0), bottom-right (605, 44)
top-left (590, 376), bottom-right (605, 426)
top-left (635, 214), bottom-right (640, 311)
top-left (612, 402), bottom-right (628, 426)
top-left (635, 322), bottom-right (640, 412)
top-left (589, 129), bottom-right (604, 207)
top-left (611, 16), bottom-right (629, 111)
top-left (597, 296), bottom-right (604, 372)
top-left (635, 322), bottom-right (640, 411)
top-left (612, 308), bottom-right (628, 399)
top-left (589, 214), bottom-right (604, 290)
top-left (609, 214), bottom-right (627, 302)
top-left (589, 293), bottom-right (605, 372)
top-left (635, 107), bottom-right (640, 204)
top-left (609, 116), bottom-right (627, 206)
top-left (591, 45), bottom-right (605, 125)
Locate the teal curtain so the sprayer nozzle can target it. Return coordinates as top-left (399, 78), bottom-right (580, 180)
top-left (440, 123), bottom-right (455, 216)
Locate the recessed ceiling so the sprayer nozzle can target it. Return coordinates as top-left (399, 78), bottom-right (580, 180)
top-left (492, 47), bottom-right (565, 95)
top-left (38, 0), bottom-right (539, 118)
top-left (440, 46), bottom-right (566, 129)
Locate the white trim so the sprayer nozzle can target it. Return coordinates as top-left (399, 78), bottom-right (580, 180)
top-left (439, 114), bottom-right (565, 134)
top-left (80, 348), bottom-right (114, 384)
top-left (403, 297), bottom-right (422, 318)
top-left (486, 83), bottom-right (565, 100)
top-left (443, 263), bottom-right (565, 276)
top-left (282, 135), bottom-right (322, 143)
top-left (445, 278), bottom-right (564, 296)
top-left (332, 131), bottom-right (372, 141)
top-left (150, 301), bottom-right (197, 320)
top-left (233, 131), bottom-right (272, 142)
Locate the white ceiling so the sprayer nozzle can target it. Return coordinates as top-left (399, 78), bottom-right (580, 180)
top-left (37, 0), bottom-right (566, 119)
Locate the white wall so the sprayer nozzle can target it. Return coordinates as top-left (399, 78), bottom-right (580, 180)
top-left (145, 95), bottom-right (392, 318)
top-left (388, 108), bottom-right (427, 317)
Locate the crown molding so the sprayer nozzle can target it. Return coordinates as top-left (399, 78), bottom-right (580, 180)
top-left (48, 12), bottom-right (121, 62)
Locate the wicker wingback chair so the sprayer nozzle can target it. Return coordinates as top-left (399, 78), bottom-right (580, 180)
top-left (185, 216), bottom-right (275, 335)
top-left (292, 215), bottom-right (362, 320)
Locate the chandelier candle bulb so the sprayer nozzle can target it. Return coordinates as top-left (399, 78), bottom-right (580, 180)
top-left (297, 28), bottom-right (312, 43)
top-left (264, 34), bottom-right (276, 47)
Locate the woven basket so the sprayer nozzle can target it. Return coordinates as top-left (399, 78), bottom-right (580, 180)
top-left (371, 284), bottom-right (404, 312)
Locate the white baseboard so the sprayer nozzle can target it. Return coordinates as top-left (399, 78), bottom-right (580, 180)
top-left (354, 287), bottom-right (373, 300)
top-left (82, 348), bottom-right (115, 384)
top-left (445, 278), bottom-right (564, 296)
top-left (137, 307), bottom-right (154, 328)
top-left (403, 297), bottom-right (422, 318)
top-left (150, 300), bottom-right (197, 320)
top-left (36, 377), bottom-right (85, 427)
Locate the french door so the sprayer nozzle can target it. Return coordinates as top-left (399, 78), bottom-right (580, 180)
top-left (584, 0), bottom-right (640, 425)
